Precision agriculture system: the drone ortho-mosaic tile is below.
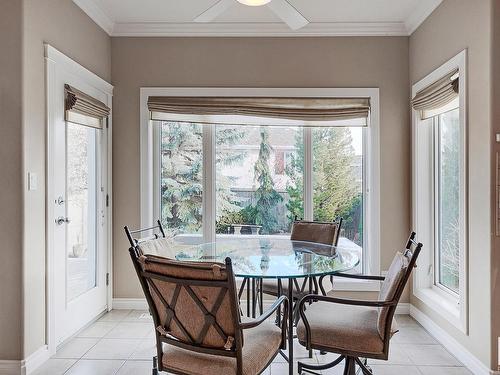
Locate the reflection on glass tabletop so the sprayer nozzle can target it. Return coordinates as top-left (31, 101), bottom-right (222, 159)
top-left (175, 237), bottom-right (360, 279)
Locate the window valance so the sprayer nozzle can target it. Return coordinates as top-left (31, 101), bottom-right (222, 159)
top-left (148, 96), bottom-right (370, 126)
top-left (411, 69), bottom-right (459, 116)
top-left (65, 84), bottom-right (110, 129)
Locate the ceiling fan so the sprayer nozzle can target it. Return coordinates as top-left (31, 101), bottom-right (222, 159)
top-left (194, 0), bottom-right (309, 31)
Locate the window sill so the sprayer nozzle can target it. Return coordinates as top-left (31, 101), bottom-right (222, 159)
top-left (413, 286), bottom-right (465, 333)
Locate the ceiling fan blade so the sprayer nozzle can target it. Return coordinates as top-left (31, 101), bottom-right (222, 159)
top-left (194, 0), bottom-right (234, 23)
top-left (267, 0), bottom-right (308, 30)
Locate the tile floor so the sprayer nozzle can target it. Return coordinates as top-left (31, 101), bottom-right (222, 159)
top-left (33, 310), bottom-right (473, 375)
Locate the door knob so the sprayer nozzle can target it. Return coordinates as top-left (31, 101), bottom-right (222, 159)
top-left (55, 216), bottom-right (70, 225)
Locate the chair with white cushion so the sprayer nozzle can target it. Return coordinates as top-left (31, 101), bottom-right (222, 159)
top-left (296, 232), bottom-right (422, 375)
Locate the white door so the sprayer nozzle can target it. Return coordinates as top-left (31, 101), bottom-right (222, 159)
top-left (51, 100), bottom-right (108, 346)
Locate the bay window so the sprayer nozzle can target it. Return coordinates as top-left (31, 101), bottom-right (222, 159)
top-left (141, 88), bottom-right (380, 289)
top-left (412, 50), bottom-right (468, 331)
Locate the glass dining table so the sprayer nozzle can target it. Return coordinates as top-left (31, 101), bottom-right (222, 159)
top-left (175, 237), bottom-right (360, 375)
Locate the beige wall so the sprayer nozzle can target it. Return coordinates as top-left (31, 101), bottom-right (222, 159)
top-left (22, 0), bottom-right (111, 357)
top-left (491, 0), bottom-right (500, 369)
top-left (111, 37), bottom-right (411, 301)
top-left (409, 0), bottom-right (493, 368)
top-left (0, 0), bottom-right (24, 361)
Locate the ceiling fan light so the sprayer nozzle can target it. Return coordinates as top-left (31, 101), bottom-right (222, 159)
top-left (236, 0), bottom-right (272, 6)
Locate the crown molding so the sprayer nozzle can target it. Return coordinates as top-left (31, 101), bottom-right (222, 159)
top-left (73, 0), bottom-right (441, 37)
top-left (73, 0), bottom-right (114, 35)
top-left (404, 0), bottom-right (442, 35)
top-left (111, 22), bottom-right (408, 37)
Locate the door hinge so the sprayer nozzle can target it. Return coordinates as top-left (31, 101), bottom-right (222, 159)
top-left (106, 194), bottom-right (109, 207)
top-left (106, 273), bottom-right (110, 286)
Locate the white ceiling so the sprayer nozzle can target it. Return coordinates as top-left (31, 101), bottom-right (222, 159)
top-left (73, 0), bottom-right (442, 37)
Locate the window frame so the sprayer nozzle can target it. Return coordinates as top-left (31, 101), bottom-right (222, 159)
top-left (140, 87), bottom-right (380, 291)
top-left (411, 50), bottom-right (468, 332)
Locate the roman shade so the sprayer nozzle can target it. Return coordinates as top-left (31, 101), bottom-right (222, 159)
top-left (65, 84), bottom-right (110, 129)
top-left (412, 69), bottom-right (459, 119)
top-left (148, 97), bottom-right (370, 126)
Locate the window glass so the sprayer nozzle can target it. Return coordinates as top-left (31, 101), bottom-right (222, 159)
top-left (66, 123), bottom-right (98, 301)
top-left (215, 125), bottom-right (302, 236)
top-left (437, 108), bottom-right (460, 293)
top-left (312, 127), bottom-right (364, 272)
top-left (160, 121), bottom-right (203, 238)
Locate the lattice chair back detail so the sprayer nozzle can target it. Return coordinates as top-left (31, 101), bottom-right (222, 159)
top-left (137, 255), bottom-right (241, 352)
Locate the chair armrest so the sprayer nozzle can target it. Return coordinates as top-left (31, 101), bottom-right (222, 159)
top-left (240, 295), bottom-right (289, 330)
top-left (298, 293), bottom-right (396, 313)
top-left (318, 273), bottom-right (385, 295)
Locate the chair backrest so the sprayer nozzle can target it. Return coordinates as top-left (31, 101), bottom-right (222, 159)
top-left (125, 220), bottom-right (178, 258)
top-left (377, 232), bottom-right (422, 339)
top-left (125, 220), bottom-right (166, 247)
top-left (130, 251), bottom-right (242, 356)
top-left (290, 218), bottom-right (342, 246)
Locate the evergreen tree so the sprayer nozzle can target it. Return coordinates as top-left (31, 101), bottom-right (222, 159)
top-left (253, 127), bottom-right (283, 234)
top-left (286, 128), bottom-right (361, 241)
top-left (312, 128), bottom-right (359, 222)
top-left (160, 122), bottom-right (245, 235)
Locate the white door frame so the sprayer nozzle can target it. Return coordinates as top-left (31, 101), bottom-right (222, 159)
top-left (45, 44), bottom-right (113, 355)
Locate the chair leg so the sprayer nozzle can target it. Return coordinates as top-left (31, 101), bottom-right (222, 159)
top-left (298, 354), bottom-right (344, 374)
top-left (343, 357), bottom-right (356, 375)
top-left (152, 356), bottom-right (158, 375)
top-left (355, 357), bottom-right (373, 374)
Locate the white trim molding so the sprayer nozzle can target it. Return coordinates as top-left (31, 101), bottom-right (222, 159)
top-left (404, 0), bottom-right (442, 35)
top-left (411, 50), bottom-right (468, 333)
top-left (410, 305), bottom-right (494, 375)
top-left (113, 297), bottom-right (410, 315)
top-left (112, 298), bottom-right (149, 310)
top-left (112, 22), bottom-right (408, 37)
top-left (45, 44), bottom-right (114, 358)
top-left (73, 0), bottom-right (441, 37)
top-left (22, 346), bottom-right (50, 375)
top-left (72, 0), bottom-right (114, 34)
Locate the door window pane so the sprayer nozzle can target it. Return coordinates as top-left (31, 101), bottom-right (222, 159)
top-left (437, 108), bottom-right (460, 293)
top-left (160, 122), bottom-right (203, 239)
top-left (312, 127), bottom-right (363, 269)
top-left (215, 125), bottom-right (302, 236)
top-left (66, 123), bottom-right (98, 302)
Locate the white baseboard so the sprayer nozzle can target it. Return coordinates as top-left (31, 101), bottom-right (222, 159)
top-left (0, 361), bottom-right (22, 375)
top-left (396, 302), bottom-right (410, 315)
top-left (22, 345), bottom-right (50, 375)
top-left (113, 298), bottom-right (410, 315)
top-left (410, 305), bottom-right (493, 375)
top-left (0, 346), bottom-right (52, 375)
top-left (112, 298), bottom-right (149, 310)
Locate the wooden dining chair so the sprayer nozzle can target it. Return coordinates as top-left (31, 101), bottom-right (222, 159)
top-left (129, 246), bottom-right (289, 375)
top-left (296, 232), bottom-right (422, 375)
top-left (259, 218), bottom-right (342, 307)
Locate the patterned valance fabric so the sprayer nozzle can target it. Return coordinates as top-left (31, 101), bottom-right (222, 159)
top-left (148, 96), bottom-right (370, 125)
top-left (411, 69), bottom-right (459, 114)
top-left (65, 84), bottom-right (110, 128)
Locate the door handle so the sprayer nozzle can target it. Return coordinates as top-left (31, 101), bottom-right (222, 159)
top-left (55, 216), bottom-right (71, 225)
